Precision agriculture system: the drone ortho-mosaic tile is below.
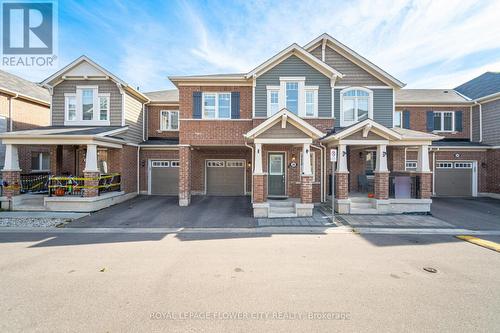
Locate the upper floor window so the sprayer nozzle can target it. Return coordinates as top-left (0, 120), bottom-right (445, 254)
top-left (266, 77), bottom-right (318, 118)
top-left (394, 111), bottom-right (402, 128)
top-left (65, 86), bottom-right (110, 125)
top-left (202, 93), bottom-right (231, 119)
top-left (160, 110), bottom-right (179, 131)
top-left (340, 87), bottom-right (373, 127)
top-left (433, 111), bottom-right (454, 132)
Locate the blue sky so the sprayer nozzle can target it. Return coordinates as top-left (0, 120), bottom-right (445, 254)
top-left (7, 0), bottom-right (500, 92)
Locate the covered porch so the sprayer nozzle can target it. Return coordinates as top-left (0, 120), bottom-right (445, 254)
top-left (322, 119), bottom-right (442, 214)
top-left (0, 127), bottom-right (135, 211)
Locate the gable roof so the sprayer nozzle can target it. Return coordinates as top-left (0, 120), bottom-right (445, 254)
top-left (144, 89), bottom-right (179, 104)
top-left (0, 70), bottom-right (50, 105)
top-left (455, 72), bottom-right (500, 100)
top-left (322, 119), bottom-right (402, 142)
top-left (245, 43), bottom-right (344, 79)
top-left (396, 89), bottom-right (470, 105)
top-left (244, 108), bottom-right (325, 140)
top-left (304, 33), bottom-right (405, 88)
top-left (41, 55), bottom-right (149, 102)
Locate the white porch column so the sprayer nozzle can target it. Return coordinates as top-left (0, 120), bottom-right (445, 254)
top-left (417, 144), bottom-right (430, 172)
top-left (254, 143), bottom-right (263, 174)
top-left (3, 144), bottom-right (20, 171)
top-left (84, 144), bottom-right (99, 172)
top-left (336, 144), bottom-right (348, 172)
top-left (375, 144), bottom-right (388, 172)
top-left (302, 143), bottom-right (312, 175)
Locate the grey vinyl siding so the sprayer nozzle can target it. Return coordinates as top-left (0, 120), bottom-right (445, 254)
top-left (254, 55), bottom-right (331, 118)
top-left (51, 80), bottom-right (122, 126)
top-left (310, 46), bottom-right (386, 86)
top-left (481, 98), bottom-right (500, 145)
top-left (258, 122), bottom-right (310, 139)
top-left (333, 88), bottom-right (393, 128)
top-left (123, 92), bottom-right (144, 143)
top-left (471, 105), bottom-right (480, 142)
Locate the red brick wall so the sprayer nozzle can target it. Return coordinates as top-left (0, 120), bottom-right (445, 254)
top-left (486, 150), bottom-right (500, 193)
top-left (147, 105), bottom-right (180, 139)
top-left (138, 149), bottom-right (179, 192)
top-left (107, 145), bottom-right (138, 193)
top-left (396, 106), bottom-right (470, 139)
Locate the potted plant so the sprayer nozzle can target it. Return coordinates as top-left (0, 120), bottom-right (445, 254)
top-left (54, 187), bottom-right (65, 196)
top-left (367, 193), bottom-right (375, 198)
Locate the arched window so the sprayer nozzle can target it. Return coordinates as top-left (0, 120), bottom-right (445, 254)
top-left (340, 87), bottom-right (373, 127)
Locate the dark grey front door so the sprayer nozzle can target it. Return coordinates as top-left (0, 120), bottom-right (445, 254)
top-left (268, 153), bottom-right (286, 197)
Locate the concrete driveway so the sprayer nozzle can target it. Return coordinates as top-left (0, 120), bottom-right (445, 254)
top-left (67, 195), bottom-right (256, 228)
top-left (431, 197), bottom-right (500, 230)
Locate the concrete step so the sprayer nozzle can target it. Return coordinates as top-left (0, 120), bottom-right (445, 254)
top-left (269, 206), bottom-right (296, 214)
top-left (350, 202), bottom-right (373, 209)
top-left (350, 208), bottom-right (380, 215)
top-left (268, 212), bottom-right (298, 218)
top-left (350, 196), bottom-right (372, 203)
top-left (268, 200), bottom-right (295, 207)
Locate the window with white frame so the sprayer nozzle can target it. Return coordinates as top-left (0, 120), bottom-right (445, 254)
top-left (207, 160), bottom-right (225, 167)
top-left (433, 111), bottom-right (454, 132)
top-left (305, 88), bottom-right (318, 117)
top-left (394, 111), bottom-right (402, 128)
top-left (65, 86), bottom-right (110, 125)
top-left (160, 110), bottom-right (179, 131)
top-left (300, 151), bottom-right (316, 181)
top-left (226, 160), bottom-right (244, 167)
top-left (267, 89), bottom-right (280, 116)
top-left (436, 162), bottom-right (453, 168)
top-left (266, 77), bottom-right (319, 118)
top-left (170, 160), bottom-right (180, 167)
top-left (405, 161), bottom-right (417, 170)
top-left (454, 162), bottom-right (472, 169)
top-left (340, 88), bottom-right (372, 127)
top-left (202, 93), bottom-right (231, 119)
top-left (365, 150), bottom-right (377, 175)
top-left (31, 152), bottom-right (50, 171)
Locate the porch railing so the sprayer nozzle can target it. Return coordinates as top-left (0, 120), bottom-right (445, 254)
top-left (48, 173), bottom-right (121, 197)
top-left (20, 173), bottom-right (50, 194)
top-left (389, 173), bottom-right (420, 199)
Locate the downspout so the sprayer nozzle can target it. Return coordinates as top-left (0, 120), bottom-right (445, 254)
top-left (136, 145), bottom-right (141, 195)
top-left (312, 143), bottom-right (325, 202)
top-left (244, 141), bottom-right (254, 202)
top-left (432, 148), bottom-right (437, 196)
top-left (8, 93), bottom-right (18, 131)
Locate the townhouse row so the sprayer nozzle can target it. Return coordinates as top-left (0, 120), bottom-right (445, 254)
top-left (0, 33), bottom-right (499, 216)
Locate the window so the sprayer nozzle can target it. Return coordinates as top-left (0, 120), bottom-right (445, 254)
top-left (207, 160), bottom-right (225, 167)
top-left (433, 111), bottom-right (455, 132)
top-left (394, 111), bottom-right (402, 128)
top-left (340, 88), bottom-right (372, 126)
top-left (405, 161), bottom-right (417, 170)
top-left (226, 161), bottom-right (244, 167)
top-left (65, 86), bottom-right (110, 125)
top-left (170, 161), bottom-right (180, 167)
top-left (160, 110), bottom-right (179, 131)
top-left (152, 161), bottom-right (169, 167)
top-left (285, 82), bottom-right (299, 114)
top-left (437, 162), bottom-right (453, 168)
top-left (31, 152), bottom-right (50, 171)
top-left (202, 93), bottom-right (231, 119)
top-left (365, 150), bottom-right (377, 175)
top-left (454, 162), bottom-right (472, 169)
top-left (305, 89), bottom-right (318, 117)
top-left (300, 151), bottom-right (316, 181)
top-left (268, 90), bottom-right (279, 116)
top-left (99, 96), bottom-right (109, 121)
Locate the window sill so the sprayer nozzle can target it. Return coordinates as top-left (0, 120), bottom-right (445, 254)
top-left (64, 120), bottom-right (111, 126)
top-left (432, 130), bottom-right (457, 134)
top-left (31, 170), bottom-right (50, 173)
top-left (157, 129), bottom-right (179, 132)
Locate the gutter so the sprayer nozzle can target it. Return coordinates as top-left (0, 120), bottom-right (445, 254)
top-left (313, 143), bottom-right (326, 202)
top-left (473, 100), bottom-right (482, 142)
top-left (8, 93), bottom-right (18, 131)
top-left (244, 141), bottom-right (254, 202)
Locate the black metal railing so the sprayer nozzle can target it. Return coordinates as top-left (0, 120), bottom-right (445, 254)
top-left (48, 173), bottom-right (121, 197)
top-left (20, 173), bottom-right (50, 194)
top-left (389, 173), bottom-right (420, 199)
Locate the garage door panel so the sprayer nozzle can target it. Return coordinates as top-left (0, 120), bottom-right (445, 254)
top-left (435, 162), bottom-right (473, 197)
top-left (206, 160), bottom-right (245, 196)
top-left (150, 161), bottom-right (179, 195)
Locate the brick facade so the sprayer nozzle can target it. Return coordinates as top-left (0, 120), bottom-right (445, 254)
top-left (418, 173), bottom-right (432, 199)
top-left (147, 105), bottom-right (180, 139)
top-left (2, 170), bottom-right (20, 197)
top-left (335, 172), bottom-right (349, 200)
top-left (253, 174), bottom-right (266, 203)
top-left (486, 149), bottom-right (500, 193)
top-left (178, 146), bottom-right (191, 206)
top-left (83, 171), bottom-right (100, 197)
top-left (139, 149), bottom-right (179, 192)
top-left (396, 106), bottom-right (470, 139)
top-left (374, 172), bottom-right (389, 199)
top-left (300, 175), bottom-right (313, 203)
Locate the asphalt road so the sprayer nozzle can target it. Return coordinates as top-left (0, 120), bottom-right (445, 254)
top-left (0, 230), bottom-right (498, 332)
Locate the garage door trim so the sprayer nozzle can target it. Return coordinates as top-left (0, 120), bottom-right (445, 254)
top-left (434, 160), bottom-right (477, 197)
top-left (148, 159), bottom-right (180, 195)
top-left (204, 159), bottom-right (246, 195)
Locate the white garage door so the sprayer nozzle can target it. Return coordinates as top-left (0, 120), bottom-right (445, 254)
top-left (435, 161), bottom-right (476, 197)
top-left (149, 160), bottom-right (179, 195)
top-left (206, 160), bottom-right (245, 196)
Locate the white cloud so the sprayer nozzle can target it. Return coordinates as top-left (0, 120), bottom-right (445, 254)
top-left (2, 0), bottom-right (499, 91)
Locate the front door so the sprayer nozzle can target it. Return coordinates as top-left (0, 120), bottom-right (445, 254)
top-left (268, 153), bottom-right (286, 197)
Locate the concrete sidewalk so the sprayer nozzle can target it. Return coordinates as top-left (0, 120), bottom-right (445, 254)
top-left (0, 211), bottom-right (89, 219)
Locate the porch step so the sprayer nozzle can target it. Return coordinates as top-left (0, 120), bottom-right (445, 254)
top-left (350, 202), bottom-right (373, 209)
top-left (269, 206), bottom-right (296, 214)
top-left (268, 212), bottom-right (298, 218)
top-left (267, 200), bottom-right (296, 207)
top-left (350, 196), bottom-right (372, 203)
top-left (350, 208), bottom-right (380, 215)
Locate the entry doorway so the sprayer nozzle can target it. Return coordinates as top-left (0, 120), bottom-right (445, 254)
top-left (268, 152), bottom-right (286, 197)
